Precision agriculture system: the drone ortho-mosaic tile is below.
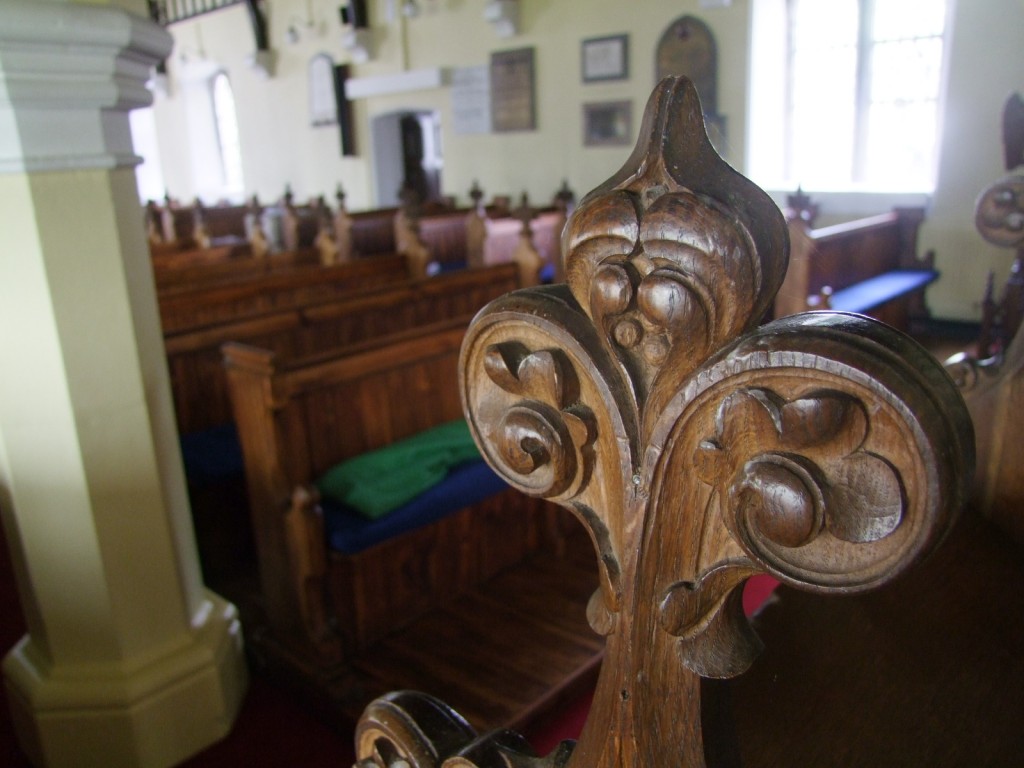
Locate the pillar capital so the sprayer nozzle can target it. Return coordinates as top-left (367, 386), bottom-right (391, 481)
top-left (0, 1), bottom-right (172, 173)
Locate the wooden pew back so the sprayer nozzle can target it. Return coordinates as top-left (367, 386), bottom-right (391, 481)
top-left (166, 263), bottom-right (521, 435)
top-left (774, 207), bottom-right (936, 331)
top-left (196, 202), bottom-right (251, 244)
top-left (223, 312), bottom-right (568, 672)
top-left (350, 207), bottom-right (399, 256)
top-left (157, 254), bottom-right (410, 334)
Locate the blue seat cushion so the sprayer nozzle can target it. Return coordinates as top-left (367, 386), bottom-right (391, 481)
top-left (828, 269), bottom-right (939, 313)
top-left (320, 459), bottom-right (508, 555)
top-left (179, 424), bottom-right (245, 488)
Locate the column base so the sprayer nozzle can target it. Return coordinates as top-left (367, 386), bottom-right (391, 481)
top-left (2, 590), bottom-right (248, 768)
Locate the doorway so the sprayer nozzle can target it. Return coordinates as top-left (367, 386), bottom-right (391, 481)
top-left (371, 109), bottom-right (443, 208)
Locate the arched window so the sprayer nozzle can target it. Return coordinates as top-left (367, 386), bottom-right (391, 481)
top-left (211, 71), bottom-right (244, 200)
top-left (748, 0), bottom-right (950, 195)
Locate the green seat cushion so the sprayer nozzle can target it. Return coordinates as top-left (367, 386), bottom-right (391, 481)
top-left (316, 419), bottom-right (483, 519)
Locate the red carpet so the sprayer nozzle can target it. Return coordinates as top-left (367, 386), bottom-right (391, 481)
top-left (0, 514), bottom-right (777, 766)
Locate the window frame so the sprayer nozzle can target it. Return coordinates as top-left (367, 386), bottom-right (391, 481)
top-left (748, 0), bottom-right (951, 199)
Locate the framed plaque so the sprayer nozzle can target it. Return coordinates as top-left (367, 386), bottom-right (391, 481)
top-left (582, 34), bottom-right (629, 83)
top-left (490, 47), bottom-right (535, 132)
top-left (583, 100), bottom-right (632, 146)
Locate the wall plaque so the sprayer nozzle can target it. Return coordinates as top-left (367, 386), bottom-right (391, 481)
top-left (452, 66), bottom-right (492, 135)
top-left (490, 47), bottom-right (535, 132)
top-left (655, 15), bottom-right (718, 113)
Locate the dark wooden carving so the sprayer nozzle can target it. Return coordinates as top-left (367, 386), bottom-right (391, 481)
top-left (943, 137), bottom-right (1024, 542)
top-left (353, 77), bottom-right (973, 767)
top-left (970, 173), bottom-right (1024, 358)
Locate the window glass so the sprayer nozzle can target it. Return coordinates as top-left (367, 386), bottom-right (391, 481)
top-left (748, 0), bottom-right (948, 194)
top-left (212, 72), bottom-right (244, 198)
top-left (872, 0), bottom-right (946, 41)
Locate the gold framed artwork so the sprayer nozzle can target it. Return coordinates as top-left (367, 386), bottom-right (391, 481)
top-left (583, 100), bottom-right (632, 147)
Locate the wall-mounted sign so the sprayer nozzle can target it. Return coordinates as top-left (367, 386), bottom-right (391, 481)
top-left (490, 47), bottom-right (535, 132)
top-left (452, 66), bottom-right (492, 135)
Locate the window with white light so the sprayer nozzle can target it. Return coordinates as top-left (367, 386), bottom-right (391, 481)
top-left (211, 72), bottom-right (244, 200)
top-left (748, 0), bottom-right (949, 194)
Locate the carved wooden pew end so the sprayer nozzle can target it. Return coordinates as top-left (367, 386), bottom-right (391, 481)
top-left (353, 76), bottom-right (973, 768)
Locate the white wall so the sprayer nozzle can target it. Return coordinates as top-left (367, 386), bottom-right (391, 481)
top-left (150, 0), bottom-right (751, 210)
top-left (147, 0), bottom-right (1024, 321)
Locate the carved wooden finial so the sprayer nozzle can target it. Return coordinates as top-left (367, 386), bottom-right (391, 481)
top-left (784, 185), bottom-right (818, 226)
top-left (509, 193), bottom-right (543, 287)
top-left (355, 76), bottom-right (974, 768)
top-left (974, 173), bottom-right (1024, 352)
top-left (513, 191), bottom-right (535, 236)
top-left (191, 197), bottom-right (210, 249)
top-left (466, 182), bottom-right (488, 269)
top-left (553, 179), bottom-right (576, 213)
top-left (469, 180), bottom-right (485, 211)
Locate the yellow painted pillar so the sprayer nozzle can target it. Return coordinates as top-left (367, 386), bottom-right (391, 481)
top-left (0, 3), bottom-right (248, 766)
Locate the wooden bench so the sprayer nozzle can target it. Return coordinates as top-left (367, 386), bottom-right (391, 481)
top-left (350, 75), bottom-right (973, 767)
top-left (157, 254), bottom-right (410, 334)
top-left (166, 262), bottom-right (523, 438)
top-left (774, 206), bottom-right (939, 333)
top-left (221, 317), bottom-right (598, 726)
top-left (154, 198), bottom-right (253, 249)
top-left (481, 203), bottom-right (567, 286)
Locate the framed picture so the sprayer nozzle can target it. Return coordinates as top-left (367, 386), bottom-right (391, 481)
top-left (490, 47), bottom-right (536, 132)
top-left (583, 100), bottom-right (632, 147)
top-left (581, 34), bottom-right (629, 83)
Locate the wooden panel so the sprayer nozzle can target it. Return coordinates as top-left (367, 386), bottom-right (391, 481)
top-left (159, 254), bottom-right (409, 333)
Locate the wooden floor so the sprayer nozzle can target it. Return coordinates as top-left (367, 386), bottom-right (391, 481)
top-left (348, 532), bottom-right (604, 732)
top-left (241, 525), bottom-right (605, 737)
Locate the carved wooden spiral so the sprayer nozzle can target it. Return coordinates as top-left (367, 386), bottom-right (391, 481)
top-left (975, 174), bottom-right (1024, 248)
top-left (355, 75), bottom-right (974, 768)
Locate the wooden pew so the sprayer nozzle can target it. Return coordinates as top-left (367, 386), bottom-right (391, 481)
top-left (155, 197), bottom-right (252, 249)
top-left (157, 254), bottom-right (410, 334)
top-left (481, 197), bottom-right (566, 286)
top-left (193, 198), bottom-right (252, 248)
top-left (165, 263), bottom-right (522, 437)
top-left (151, 197), bottom-right (345, 291)
top-left (349, 207), bottom-right (399, 257)
top-left (774, 205), bottom-right (939, 333)
top-left (281, 194), bottom-right (328, 254)
top-left (221, 317), bottom-right (597, 726)
top-left (350, 75), bottom-right (973, 767)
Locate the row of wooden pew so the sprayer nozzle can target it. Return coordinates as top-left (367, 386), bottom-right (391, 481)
top-left (774, 192), bottom-right (939, 333)
top-left (151, 198), bottom-right (599, 729)
top-left (150, 174), bottom-right (954, 734)
top-left (147, 185), bottom-right (573, 294)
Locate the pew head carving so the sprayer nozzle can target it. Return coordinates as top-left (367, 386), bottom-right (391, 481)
top-left (784, 185), bottom-right (818, 226)
top-left (469, 181), bottom-right (485, 213)
top-left (354, 76), bottom-right (974, 768)
top-left (466, 184), bottom-right (488, 270)
top-left (553, 179), bottom-right (576, 215)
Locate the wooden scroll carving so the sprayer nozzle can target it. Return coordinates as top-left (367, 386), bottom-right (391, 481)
top-left (353, 77), bottom-right (974, 768)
